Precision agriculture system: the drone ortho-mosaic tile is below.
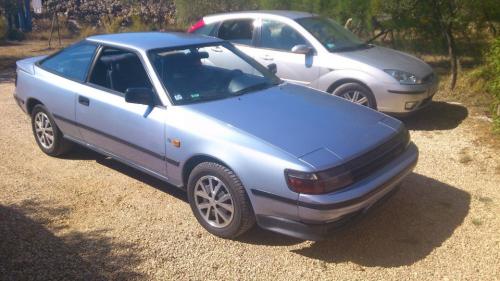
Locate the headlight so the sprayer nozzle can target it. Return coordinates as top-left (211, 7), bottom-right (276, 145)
top-left (384, 69), bottom-right (420, 85)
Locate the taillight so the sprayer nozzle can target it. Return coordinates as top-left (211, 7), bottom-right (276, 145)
top-left (187, 19), bottom-right (205, 33)
top-left (285, 168), bottom-right (353, 195)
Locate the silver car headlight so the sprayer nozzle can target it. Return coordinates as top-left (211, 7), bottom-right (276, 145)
top-left (384, 69), bottom-right (420, 85)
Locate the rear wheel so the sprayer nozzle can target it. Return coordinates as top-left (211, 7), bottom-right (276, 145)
top-left (31, 104), bottom-right (72, 156)
top-left (331, 82), bottom-right (377, 109)
top-left (187, 162), bottom-right (255, 239)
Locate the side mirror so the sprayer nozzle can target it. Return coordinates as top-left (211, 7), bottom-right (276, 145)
top-left (291, 44), bottom-right (314, 55)
top-left (125, 87), bottom-right (155, 106)
top-left (267, 63), bottom-right (277, 75)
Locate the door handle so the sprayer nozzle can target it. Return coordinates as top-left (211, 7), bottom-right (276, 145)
top-left (211, 47), bottom-right (223, 52)
top-left (261, 55), bottom-right (274, 61)
top-left (78, 96), bottom-right (90, 106)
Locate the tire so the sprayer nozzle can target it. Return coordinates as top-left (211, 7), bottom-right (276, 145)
top-left (187, 162), bottom-right (255, 239)
top-left (31, 104), bottom-right (72, 156)
top-left (331, 82), bottom-right (377, 110)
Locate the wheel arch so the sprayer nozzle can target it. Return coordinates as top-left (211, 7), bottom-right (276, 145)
top-left (26, 98), bottom-right (44, 115)
top-left (326, 78), bottom-right (371, 94)
top-left (182, 154), bottom-right (233, 188)
top-left (326, 78), bottom-right (378, 109)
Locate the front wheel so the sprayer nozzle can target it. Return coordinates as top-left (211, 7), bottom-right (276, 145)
top-left (331, 82), bottom-right (377, 109)
top-left (187, 162), bottom-right (255, 239)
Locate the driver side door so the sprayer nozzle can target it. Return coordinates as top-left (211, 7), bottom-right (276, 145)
top-left (75, 46), bottom-right (169, 177)
top-left (253, 19), bottom-right (321, 86)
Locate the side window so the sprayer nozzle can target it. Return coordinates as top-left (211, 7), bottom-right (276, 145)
top-left (218, 19), bottom-right (255, 46)
top-left (89, 47), bottom-right (152, 94)
top-left (260, 20), bottom-right (308, 51)
top-left (41, 42), bottom-right (97, 81)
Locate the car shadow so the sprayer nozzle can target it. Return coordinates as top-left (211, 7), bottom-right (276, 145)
top-left (401, 101), bottom-right (468, 131)
top-left (0, 200), bottom-right (145, 280)
top-left (61, 147), bottom-right (470, 268)
top-left (291, 173), bottom-right (470, 267)
top-left (62, 144), bottom-right (188, 203)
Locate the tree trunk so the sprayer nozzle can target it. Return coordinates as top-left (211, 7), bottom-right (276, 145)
top-left (444, 24), bottom-right (458, 90)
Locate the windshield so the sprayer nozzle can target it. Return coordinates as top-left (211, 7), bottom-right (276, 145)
top-left (296, 17), bottom-right (367, 52)
top-left (148, 43), bottom-right (281, 105)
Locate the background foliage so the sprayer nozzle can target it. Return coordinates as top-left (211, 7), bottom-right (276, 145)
top-left (0, 0), bottom-right (499, 130)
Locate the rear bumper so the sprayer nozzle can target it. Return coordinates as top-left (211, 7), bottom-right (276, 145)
top-left (13, 92), bottom-right (27, 113)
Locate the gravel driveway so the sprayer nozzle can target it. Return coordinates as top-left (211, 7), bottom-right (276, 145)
top-left (0, 81), bottom-right (499, 281)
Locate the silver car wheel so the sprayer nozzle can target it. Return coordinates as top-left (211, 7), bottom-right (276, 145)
top-left (194, 175), bottom-right (234, 228)
top-left (34, 112), bottom-right (54, 149)
top-left (342, 90), bottom-right (369, 106)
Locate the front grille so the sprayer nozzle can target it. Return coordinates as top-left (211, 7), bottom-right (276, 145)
top-left (331, 128), bottom-right (410, 184)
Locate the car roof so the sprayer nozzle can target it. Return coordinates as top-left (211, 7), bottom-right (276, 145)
top-left (86, 32), bottom-right (223, 51)
top-left (205, 10), bottom-right (317, 20)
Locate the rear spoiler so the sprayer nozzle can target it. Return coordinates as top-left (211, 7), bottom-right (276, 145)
top-left (16, 55), bottom-right (47, 75)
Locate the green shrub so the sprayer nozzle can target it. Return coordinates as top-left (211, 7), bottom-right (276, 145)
top-left (0, 16), bottom-right (6, 41)
top-left (483, 38), bottom-right (500, 132)
top-left (102, 16), bottom-right (124, 34)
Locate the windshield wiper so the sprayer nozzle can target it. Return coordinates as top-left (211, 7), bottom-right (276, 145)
top-left (179, 94), bottom-right (228, 104)
top-left (231, 82), bottom-right (272, 96)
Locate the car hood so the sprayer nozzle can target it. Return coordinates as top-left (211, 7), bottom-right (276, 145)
top-left (186, 83), bottom-right (403, 169)
top-left (335, 45), bottom-right (433, 78)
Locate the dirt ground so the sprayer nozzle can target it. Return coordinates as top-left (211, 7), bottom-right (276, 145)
top-left (0, 41), bottom-right (499, 281)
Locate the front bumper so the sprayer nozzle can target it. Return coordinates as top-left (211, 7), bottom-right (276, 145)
top-left (375, 81), bottom-right (438, 115)
top-left (253, 143), bottom-right (418, 240)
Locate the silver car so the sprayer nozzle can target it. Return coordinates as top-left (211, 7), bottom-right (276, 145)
top-left (188, 10), bottom-right (438, 115)
top-left (14, 32), bottom-right (418, 240)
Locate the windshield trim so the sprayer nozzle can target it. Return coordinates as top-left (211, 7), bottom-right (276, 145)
top-left (147, 42), bottom-right (281, 106)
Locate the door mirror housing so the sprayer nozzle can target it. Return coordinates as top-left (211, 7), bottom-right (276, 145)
top-left (267, 63), bottom-right (277, 75)
top-left (291, 44), bottom-right (314, 55)
top-left (125, 88), bottom-right (155, 106)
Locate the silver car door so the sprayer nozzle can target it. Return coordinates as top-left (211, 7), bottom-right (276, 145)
top-left (253, 19), bottom-right (320, 86)
top-left (75, 47), bottom-right (169, 177)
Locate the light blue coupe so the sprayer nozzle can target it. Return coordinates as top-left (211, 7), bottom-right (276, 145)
top-left (13, 32), bottom-right (418, 240)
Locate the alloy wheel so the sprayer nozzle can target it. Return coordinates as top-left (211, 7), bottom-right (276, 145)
top-left (341, 90), bottom-right (370, 106)
top-left (194, 175), bottom-right (234, 228)
top-left (34, 112), bottom-right (54, 149)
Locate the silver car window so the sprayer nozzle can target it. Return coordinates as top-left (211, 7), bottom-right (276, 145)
top-left (217, 19), bottom-right (255, 46)
top-left (40, 42), bottom-right (97, 81)
top-left (260, 20), bottom-right (308, 51)
top-left (296, 17), bottom-right (367, 52)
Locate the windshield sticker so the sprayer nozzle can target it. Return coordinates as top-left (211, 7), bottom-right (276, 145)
top-left (174, 94), bottom-right (183, 101)
top-left (190, 93), bottom-right (200, 99)
top-left (327, 43), bottom-right (336, 49)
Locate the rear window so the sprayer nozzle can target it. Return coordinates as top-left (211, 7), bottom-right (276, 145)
top-left (192, 22), bottom-right (216, 36)
top-left (40, 42), bottom-right (97, 81)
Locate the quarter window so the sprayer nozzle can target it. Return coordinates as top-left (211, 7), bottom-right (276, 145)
top-left (218, 19), bottom-right (255, 46)
top-left (89, 47), bottom-right (152, 94)
top-left (260, 20), bottom-right (308, 51)
top-left (40, 42), bottom-right (97, 81)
